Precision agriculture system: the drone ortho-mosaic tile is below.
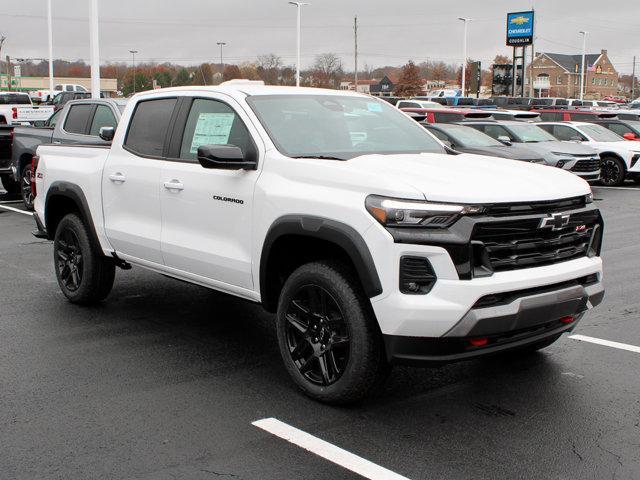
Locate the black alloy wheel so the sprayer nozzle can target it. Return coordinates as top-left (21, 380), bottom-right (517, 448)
top-left (56, 228), bottom-right (84, 292)
top-left (21, 164), bottom-right (34, 210)
top-left (599, 157), bottom-right (624, 187)
top-left (284, 285), bottom-right (350, 386)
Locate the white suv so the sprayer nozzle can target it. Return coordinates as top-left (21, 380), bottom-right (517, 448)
top-left (34, 84), bottom-right (605, 404)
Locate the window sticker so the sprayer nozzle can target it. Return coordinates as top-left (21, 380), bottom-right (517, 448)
top-left (190, 112), bottom-right (235, 153)
top-left (367, 102), bottom-right (383, 113)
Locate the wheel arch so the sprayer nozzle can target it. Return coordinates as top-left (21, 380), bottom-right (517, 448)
top-left (259, 215), bottom-right (383, 313)
top-left (599, 151), bottom-right (628, 170)
top-left (45, 181), bottom-right (102, 254)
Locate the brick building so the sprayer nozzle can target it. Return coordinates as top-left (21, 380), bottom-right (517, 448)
top-left (528, 50), bottom-right (618, 99)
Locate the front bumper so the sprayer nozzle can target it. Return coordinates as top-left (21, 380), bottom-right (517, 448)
top-left (574, 170), bottom-right (600, 182)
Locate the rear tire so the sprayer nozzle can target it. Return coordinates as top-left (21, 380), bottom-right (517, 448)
top-left (276, 260), bottom-right (390, 405)
top-left (53, 213), bottom-right (115, 304)
top-left (1, 174), bottom-right (19, 195)
top-left (599, 156), bottom-right (625, 187)
top-left (20, 163), bottom-right (35, 210)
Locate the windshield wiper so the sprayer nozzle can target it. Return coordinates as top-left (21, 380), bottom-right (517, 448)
top-left (292, 155), bottom-right (346, 160)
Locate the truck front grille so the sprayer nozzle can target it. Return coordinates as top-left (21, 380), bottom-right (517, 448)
top-left (471, 210), bottom-right (601, 272)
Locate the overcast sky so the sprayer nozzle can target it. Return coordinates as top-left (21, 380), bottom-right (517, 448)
top-left (1, 0), bottom-right (639, 74)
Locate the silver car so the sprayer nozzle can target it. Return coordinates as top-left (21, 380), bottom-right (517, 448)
top-left (464, 120), bottom-right (601, 182)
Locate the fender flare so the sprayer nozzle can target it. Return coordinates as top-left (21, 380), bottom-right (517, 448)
top-left (260, 215), bottom-right (383, 308)
top-left (45, 181), bottom-right (102, 253)
top-left (599, 151), bottom-right (628, 170)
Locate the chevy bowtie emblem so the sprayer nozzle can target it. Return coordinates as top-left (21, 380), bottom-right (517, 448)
top-left (539, 213), bottom-right (570, 231)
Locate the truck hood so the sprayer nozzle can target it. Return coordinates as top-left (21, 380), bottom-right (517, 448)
top-left (347, 153), bottom-right (590, 204)
top-left (458, 145), bottom-right (543, 161)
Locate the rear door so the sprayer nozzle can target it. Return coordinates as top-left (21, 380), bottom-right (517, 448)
top-left (159, 95), bottom-right (262, 290)
top-left (102, 97), bottom-right (178, 264)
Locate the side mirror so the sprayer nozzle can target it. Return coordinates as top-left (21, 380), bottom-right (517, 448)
top-left (99, 126), bottom-right (115, 142)
top-left (497, 135), bottom-right (512, 146)
top-left (197, 144), bottom-right (257, 170)
top-left (623, 132), bottom-right (637, 140)
top-left (33, 120), bottom-right (46, 128)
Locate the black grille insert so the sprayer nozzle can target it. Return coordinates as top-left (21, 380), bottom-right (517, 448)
top-left (571, 158), bottom-right (601, 172)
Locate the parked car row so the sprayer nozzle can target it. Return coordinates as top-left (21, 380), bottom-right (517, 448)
top-left (396, 98), bottom-right (640, 186)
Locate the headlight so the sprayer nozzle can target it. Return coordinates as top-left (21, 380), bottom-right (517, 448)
top-left (365, 195), bottom-right (483, 228)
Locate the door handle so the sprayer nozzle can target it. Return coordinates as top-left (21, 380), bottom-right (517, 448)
top-left (163, 180), bottom-right (184, 191)
top-left (52, 141), bottom-right (61, 144)
top-left (108, 173), bottom-right (126, 183)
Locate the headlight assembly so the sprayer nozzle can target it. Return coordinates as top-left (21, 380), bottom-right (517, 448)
top-left (365, 195), bottom-right (483, 228)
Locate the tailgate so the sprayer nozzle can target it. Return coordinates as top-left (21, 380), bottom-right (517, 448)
top-left (15, 106), bottom-right (55, 122)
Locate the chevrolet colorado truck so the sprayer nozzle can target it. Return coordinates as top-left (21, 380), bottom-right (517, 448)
top-left (33, 83), bottom-right (605, 404)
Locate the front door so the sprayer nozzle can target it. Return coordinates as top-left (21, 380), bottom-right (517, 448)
top-left (160, 96), bottom-right (261, 291)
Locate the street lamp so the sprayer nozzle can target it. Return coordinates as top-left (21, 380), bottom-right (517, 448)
top-left (129, 49), bottom-right (138, 94)
top-left (458, 17), bottom-right (472, 96)
top-left (289, 1), bottom-right (309, 87)
top-left (217, 42), bottom-right (226, 79)
top-left (579, 31), bottom-right (588, 101)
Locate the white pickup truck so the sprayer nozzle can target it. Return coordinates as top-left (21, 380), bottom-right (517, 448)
top-left (0, 92), bottom-right (55, 125)
top-left (33, 83), bottom-right (605, 404)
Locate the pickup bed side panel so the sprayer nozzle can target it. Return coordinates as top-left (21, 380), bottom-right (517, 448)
top-left (11, 126), bottom-right (55, 181)
top-left (35, 144), bottom-right (113, 254)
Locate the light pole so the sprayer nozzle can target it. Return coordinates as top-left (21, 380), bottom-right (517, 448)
top-left (289, 1), bottom-right (309, 87)
top-left (89, 0), bottom-right (100, 99)
top-left (458, 17), bottom-right (471, 96)
top-left (217, 42), bottom-right (226, 78)
top-left (129, 50), bottom-right (138, 94)
top-left (47, 0), bottom-right (54, 94)
top-left (579, 31), bottom-right (588, 100)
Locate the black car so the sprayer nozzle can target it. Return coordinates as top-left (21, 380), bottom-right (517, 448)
top-left (591, 119), bottom-right (640, 141)
top-left (422, 123), bottom-right (547, 164)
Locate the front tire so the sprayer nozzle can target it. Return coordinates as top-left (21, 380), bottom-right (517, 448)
top-left (276, 261), bottom-right (389, 404)
top-left (20, 163), bottom-right (35, 210)
top-left (599, 156), bottom-right (625, 187)
top-left (53, 214), bottom-right (115, 304)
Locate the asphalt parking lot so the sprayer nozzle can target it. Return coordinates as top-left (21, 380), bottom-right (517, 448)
top-left (1, 183), bottom-right (639, 480)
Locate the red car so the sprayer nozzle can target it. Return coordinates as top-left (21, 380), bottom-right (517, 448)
top-left (532, 109), bottom-right (618, 122)
top-left (400, 107), bottom-right (493, 124)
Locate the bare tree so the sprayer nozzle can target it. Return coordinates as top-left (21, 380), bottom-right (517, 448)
top-left (312, 53), bottom-right (343, 88)
top-left (257, 53), bottom-right (282, 84)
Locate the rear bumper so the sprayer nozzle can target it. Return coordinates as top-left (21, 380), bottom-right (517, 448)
top-left (384, 277), bottom-right (604, 365)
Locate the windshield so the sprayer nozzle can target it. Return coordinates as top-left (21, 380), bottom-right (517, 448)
top-left (508, 124), bottom-right (558, 143)
top-left (247, 94), bottom-right (444, 159)
top-left (437, 125), bottom-right (503, 147)
top-left (580, 123), bottom-right (625, 142)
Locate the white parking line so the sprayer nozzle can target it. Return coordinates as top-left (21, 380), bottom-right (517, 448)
top-left (569, 334), bottom-right (640, 354)
top-left (0, 200), bottom-right (24, 204)
top-left (253, 418), bottom-right (411, 480)
top-left (0, 204), bottom-right (33, 216)
top-left (593, 186), bottom-right (640, 191)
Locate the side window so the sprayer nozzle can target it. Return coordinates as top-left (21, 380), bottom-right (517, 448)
top-left (65, 85), bottom-right (74, 92)
top-left (54, 84), bottom-right (62, 91)
top-left (178, 98), bottom-right (254, 162)
top-left (76, 86), bottom-right (87, 92)
top-left (483, 125), bottom-right (511, 140)
top-left (89, 105), bottom-right (117, 136)
top-left (46, 109), bottom-right (62, 128)
top-left (552, 125), bottom-right (583, 141)
top-left (539, 112), bottom-right (562, 121)
top-left (63, 104), bottom-right (94, 134)
top-left (429, 129), bottom-right (450, 143)
top-left (607, 123), bottom-right (632, 137)
top-left (125, 98), bottom-right (177, 157)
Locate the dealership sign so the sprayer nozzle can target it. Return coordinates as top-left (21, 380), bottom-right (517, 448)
top-left (506, 11), bottom-right (534, 46)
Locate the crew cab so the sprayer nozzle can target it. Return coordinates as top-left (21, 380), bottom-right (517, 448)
top-left (538, 121), bottom-right (640, 186)
top-left (0, 92), bottom-right (55, 125)
top-left (30, 83), bottom-right (89, 104)
top-left (533, 109), bottom-right (618, 122)
top-left (465, 120), bottom-right (602, 182)
top-left (10, 98), bottom-right (125, 209)
top-left (33, 83), bottom-right (604, 404)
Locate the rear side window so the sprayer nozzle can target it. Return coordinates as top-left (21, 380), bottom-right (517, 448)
top-left (89, 105), bottom-right (117, 136)
top-left (64, 104), bottom-right (94, 134)
top-left (178, 98), bottom-right (253, 161)
top-left (125, 98), bottom-right (177, 157)
top-left (433, 112), bottom-right (464, 123)
top-left (0, 94), bottom-right (31, 105)
top-left (65, 85), bottom-right (74, 92)
top-left (538, 112), bottom-right (563, 121)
